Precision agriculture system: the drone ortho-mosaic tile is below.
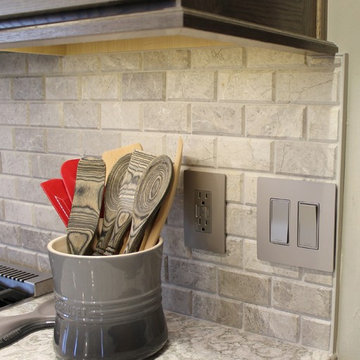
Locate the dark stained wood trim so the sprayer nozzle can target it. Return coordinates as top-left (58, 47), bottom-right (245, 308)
top-left (183, 10), bottom-right (338, 55)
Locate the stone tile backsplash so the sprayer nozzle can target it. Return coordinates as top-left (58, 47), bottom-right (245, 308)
top-left (0, 47), bottom-right (344, 353)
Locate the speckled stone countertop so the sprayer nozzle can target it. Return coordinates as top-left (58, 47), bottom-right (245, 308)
top-left (0, 295), bottom-right (331, 360)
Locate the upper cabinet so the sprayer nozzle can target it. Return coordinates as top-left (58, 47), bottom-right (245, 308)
top-left (0, 0), bottom-right (337, 55)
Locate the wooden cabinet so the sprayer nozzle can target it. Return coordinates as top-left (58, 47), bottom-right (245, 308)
top-left (0, 0), bottom-right (336, 55)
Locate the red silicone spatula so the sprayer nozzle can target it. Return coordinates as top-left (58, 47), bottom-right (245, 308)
top-left (60, 158), bottom-right (80, 201)
top-left (40, 179), bottom-right (72, 226)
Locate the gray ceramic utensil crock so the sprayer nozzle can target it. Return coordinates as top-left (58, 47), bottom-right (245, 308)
top-left (47, 236), bottom-right (167, 360)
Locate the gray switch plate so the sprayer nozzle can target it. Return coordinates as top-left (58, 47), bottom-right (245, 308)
top-left (257, 177), bottom-right (336, 272)
top-left (184, 170), bottom-right (225, 253)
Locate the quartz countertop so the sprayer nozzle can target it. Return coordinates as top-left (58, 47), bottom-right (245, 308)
top-left (0, 295), bottom-right (331, 360)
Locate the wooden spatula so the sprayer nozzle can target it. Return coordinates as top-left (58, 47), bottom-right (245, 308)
top-left (102, 143), bottom-right (142, 181)
top-left (40, 178), bottom-right (72, 226)
top-left (124, 155), bottom-right (173, 253)
top-left (66, 157), bottom-right (106, 255)
top-left (143, 137), bottom-right (183, 250)
top-left (93, 153), bottom-right (131, 255)
top-left (104, 150), bottom-right (155, 255)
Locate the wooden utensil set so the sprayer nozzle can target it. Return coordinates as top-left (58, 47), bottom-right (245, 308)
top-left (41, 138), bottom-right (183, 256)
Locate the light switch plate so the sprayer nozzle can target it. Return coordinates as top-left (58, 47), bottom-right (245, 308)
top-left (184, 170), bottom-right (226, 253)
top-left (257, 177), bottom-right (336, 272)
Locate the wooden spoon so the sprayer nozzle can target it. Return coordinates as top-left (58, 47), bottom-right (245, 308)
top-left (66, 157), bottom-right (106, 255)
top-left (144, 137), bottom-right (183, 250)
top-left (104, 150), bottom-right (155, 255)
top-left (124, 155), bottom-right (173, 253)
top-left (93, 153), bottom-right (131, 255)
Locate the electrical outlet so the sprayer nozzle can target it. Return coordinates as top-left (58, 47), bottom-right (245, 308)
top-left (184, 170), bottom-right (225, 253)
top-left (194, 189), bottom-right (212, 233)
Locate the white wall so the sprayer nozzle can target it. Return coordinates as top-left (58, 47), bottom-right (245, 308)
top-left (328, 1), bottom-right (360, 359)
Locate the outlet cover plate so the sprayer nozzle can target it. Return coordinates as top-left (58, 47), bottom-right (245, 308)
top-left (184, 170), bottom-right (225, 253)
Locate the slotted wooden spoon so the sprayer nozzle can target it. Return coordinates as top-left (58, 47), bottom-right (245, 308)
top-left (104, 150), bottom-right (155, 255)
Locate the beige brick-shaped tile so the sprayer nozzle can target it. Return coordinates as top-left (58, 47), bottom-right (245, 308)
top-left (218, 137), bottom-right (271, 171)
top-left (144, 103), bottom-right (188, 132)
top-left (226, 204), bottom-right (256, 238)
top-left (243, 174), bottom-right (258, 205)
top-left (0, 78), bottom-right (11, 99)
top-left (166, 192), bottom-right (183, 227)
top-left (303, 269), bottom-right (333, 287)
top-left (101, 52), bottom-right (141, 71)
top-left (19, 227), bottom-right (52, 253)
top-left (275, 141), bottom-right (336, 178)
top-left (37, 253), bottom-right (51, 273)
top-left (218, 70), bottom-right (273, 101)
top-left (7, 247), bottom-right (38, 270)
top-left (31, 154), bottom-right (69, 179)
top-left (307, 106), bottom-right (339, 141)
top-left (162, 226), bottom-right (190, 259)
top-left (15, 128), bottom-right (45, 152)
top-left (0, 53), bottom-right (26, 75)
top-left (101, 102), bottom-right (141, 130)
top-left (34, 204), bottom-right (65, 232)
top-left (245, 105), bottom-right (304, 138)
top-left (0, 201), bottom-right (4, 220)
top-left (64, 102), bottom-right (100, 128)
top-left (0, 244), bottom-right (7, 261)
top-left (1, 151), bottom-right (31, 176)
top-left (121, 132), bottom-right (165, 155)
top-left (219, 269), bottom-right (270, 305)
top-left (276, 71), bottom-right (338, 103)
top-left (16, 177), bottom-right (48, 204)
top-left (47, 128), bottom-right (83, 155)
top-left (82, 130), bottom-right (121, 156)
top-left (162, 284), bottom-right (192, 315)
top-left (0, 175), bottom-right (16, 198)
top-left (226, 172), bottom-right (243, 202)
top-left (244, 239), bottom-right (299, 279)
top-left (46, 76), bottom-right (79, 100)
top-left (122, 72), bottom-right (165, 100)
top-left (28, 54), bottom-right (61, 74)
top-left (63, 55), bottom-right (99, 73)
top-left (29, 103), bottom-right (61, 127)
top-left (193, 292), bottom-right (243, 328)
top-left (0, 127), bottom-right (13, 149)
top-left (144, 49), bottom-right (190, 70)
top-left (192, 236), bottom-right (243, 268)
top-left (82, 74), bottom-right (119, 100)
top-left (301, 317), bottom-right (331, 350)
top-left (244, 304), bottom-right (300, 343)
top-left (4, 200), bottom-right (33, 226)
top-left (13, 77), bottom-right (44, 100)
top-left (181, 135), bottom-right (216, 167)
top-left (167, 70), bottom-right (215, 100)
top-left (168, 258), bottom-right (216, 293)
top-left (0, 222), bottom-right (19, 246)
top-left (306, 55), bottom-right (338, 68)
top-left (247, 48), bottom-right (305, 67)
top-left (0, 103), bottom-right (27, 125)
top-left (192, 103), bottom-right (243, 135)
top-left (192, 47), bottom-right (243, 69)
top-left (273, 279), bottom-right (332, 319)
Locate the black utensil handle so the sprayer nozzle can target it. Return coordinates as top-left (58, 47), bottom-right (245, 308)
top-left (0, 319), bottom-right (55, 348)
